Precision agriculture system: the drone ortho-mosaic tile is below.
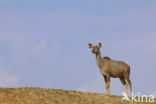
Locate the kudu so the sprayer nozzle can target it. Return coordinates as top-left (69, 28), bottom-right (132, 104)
top-left (88, 42), bottom-right (132, 96)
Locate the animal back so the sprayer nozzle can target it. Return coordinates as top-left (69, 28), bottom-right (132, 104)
top-left (103, 56), bottom-right (111, 60)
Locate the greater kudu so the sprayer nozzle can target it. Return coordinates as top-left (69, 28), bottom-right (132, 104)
top-left (88, 42), bottom-right (132, 96)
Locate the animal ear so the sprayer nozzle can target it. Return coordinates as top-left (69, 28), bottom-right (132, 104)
top-left (88, 43), bottom-right (93, 48)
top-left (99, 42), bottom-right (102, 48)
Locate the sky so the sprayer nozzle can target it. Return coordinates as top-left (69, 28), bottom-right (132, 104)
top-left (0, 0), bottom-right (156, 96)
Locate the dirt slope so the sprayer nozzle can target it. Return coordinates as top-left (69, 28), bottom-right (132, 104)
top-left (0, 87), bottom-right (155, 104)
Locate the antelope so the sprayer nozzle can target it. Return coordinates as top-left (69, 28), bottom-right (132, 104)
top-left (88, 42), bottom-right (132, 96)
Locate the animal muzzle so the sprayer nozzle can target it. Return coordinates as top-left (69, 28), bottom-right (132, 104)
top-left (92, 50), bottom-right (95, 54)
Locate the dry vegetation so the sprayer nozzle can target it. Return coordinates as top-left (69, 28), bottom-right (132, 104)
top-left (0, 87), bottom-right (155, 104)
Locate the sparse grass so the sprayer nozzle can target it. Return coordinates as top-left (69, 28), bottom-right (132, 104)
top-left (0, 87), bottom-right (155, 104)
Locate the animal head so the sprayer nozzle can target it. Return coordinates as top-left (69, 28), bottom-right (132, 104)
top-left (88, 42), bottom-right (102, 54)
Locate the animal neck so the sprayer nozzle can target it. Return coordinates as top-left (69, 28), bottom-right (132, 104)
top-left (96, 53), bottom-right (103, 68)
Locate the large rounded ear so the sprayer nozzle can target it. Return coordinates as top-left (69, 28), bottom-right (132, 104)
top-left (99, 42), bottom-right (102, 48)
top-left (88, 43), bottom-right (93, 48)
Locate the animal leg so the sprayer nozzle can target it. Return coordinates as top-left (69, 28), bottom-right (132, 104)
top-left (125, 76), bottom-right (132, 97)
top-left (103, 75), bottom-right (107, 94)
top-left (119, 77), bottom-right (128, 96)
top-left (106, 76), bottom-right (110, 95)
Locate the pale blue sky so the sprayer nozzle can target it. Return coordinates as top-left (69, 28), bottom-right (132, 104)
top-left (0, 0), bottom-right (156, 96)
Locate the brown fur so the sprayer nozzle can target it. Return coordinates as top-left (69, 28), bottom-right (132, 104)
top-left (103, 56), bottom-right (111, 60)
top-left (88, 42), bottom-right (132, 96)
